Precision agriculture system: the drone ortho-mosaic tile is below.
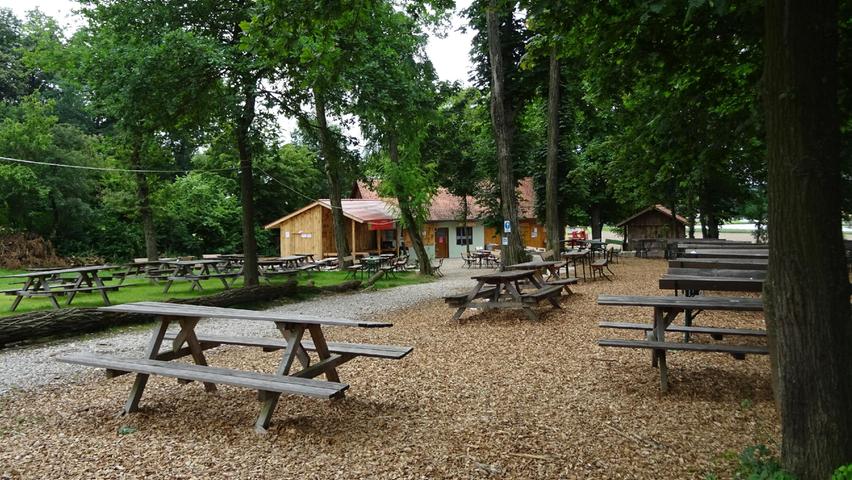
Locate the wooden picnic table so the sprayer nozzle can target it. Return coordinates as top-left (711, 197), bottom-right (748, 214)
top-left (446, 269), bottom-right (562, 321)
top-left (56, 301), bottom-right (411, 433)
top-left (659, 271), bottom-right (764, 294)
top-left (596, 294), bottom-right (766, 392)
top-left (2, 265), bottom-right (121, 311)
top-left (668, 258), bottom-right (768, 270)
top-left (562, 249), bottom-right (591, 280)
top-left (162, 259), bottom-right (235, 293)
top-left (506, 260), bottom-right (564, 280)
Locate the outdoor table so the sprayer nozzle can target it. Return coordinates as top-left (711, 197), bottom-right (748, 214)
top-left (162, 259), bottom-right (232, 293)
top-left (471, 250), bottom-right (496, 268)
top-left (449, 269), bottom-right (561, 321)
top-left (56, 301), bottom-right (410, 433)
top-left (659, 273), bottom-right (764, 294)
top-left (585, 239), bottom-right (606, 257)
top-left (596, 294), bottom-right (766, 391)
top-left (506, 260), bottom-right (564, 281)
top-left (562, 250), bottom-right (591, 280)
top-left (2, 265), bottom-right (120, 311)
top-left (360, 256), bottom-right (385, 275)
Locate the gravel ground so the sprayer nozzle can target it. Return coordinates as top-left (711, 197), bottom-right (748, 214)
top-left (0, 257), bottom-right (780, 479)
top-left (0, 260), bottom-right (477, 395)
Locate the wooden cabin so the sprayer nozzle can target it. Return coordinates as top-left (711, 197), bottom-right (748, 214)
top-left (617, 205), bottom-right (687, 252)
top-left (264, 200), bottom-right (399, 258)
top-left (353, 177), bottom-right (547, 259)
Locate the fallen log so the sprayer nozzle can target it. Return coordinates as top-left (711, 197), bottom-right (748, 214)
top-left (0, 280), bottom-right (361, 347)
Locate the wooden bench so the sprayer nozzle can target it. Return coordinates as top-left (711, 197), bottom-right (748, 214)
top-left (598, 321), bottom-right (766, 340)
top-left (545, 277), bottom-right (579, 293)
top-left (163, 333), bottom-right (413, 360)
top-left (521, 285), bottom-right (563, 305)
top-left (598, 338), bottom-right (768, 359)
top-left (443, 286), bottom-right (497, 307)
top-left (57, 353), bottom-right (348, 399)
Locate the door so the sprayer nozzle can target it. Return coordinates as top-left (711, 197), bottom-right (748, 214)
top-left (435, 228), bottom-right (449, 258)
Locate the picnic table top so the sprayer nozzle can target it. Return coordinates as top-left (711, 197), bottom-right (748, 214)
top-left (1, 264), bottom-right (118, 278)
top-left (127, 259), bottom-right (174, 267)
top-left (597, 294), bottom-right (763, 311)
top-left (681, 250), bottom-right (769, 259)
top-left (507, 260), bottom-right (562, 269)
top-left (279, 255), bottom-right (307, 261)
top-left (99, 301), bottom-right (393, 328)
top-left (471, 269), bottom-right (537, 282)
top-left (562, 250), bottom-right (591, 257)
top-left (164, 259), bottom-right (223, 266)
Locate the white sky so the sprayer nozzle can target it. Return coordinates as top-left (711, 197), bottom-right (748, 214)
top-left (2, 0), bottom-right (475, 86)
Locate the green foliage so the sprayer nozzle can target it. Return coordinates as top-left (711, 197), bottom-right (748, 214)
top-left (734, 445), bottom-right (795, 480)
top-left (833, 464), bottom-right (852, 480)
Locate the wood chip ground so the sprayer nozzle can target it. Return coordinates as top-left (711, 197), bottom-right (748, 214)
top-left (0, 258), bottom-right (780, 479)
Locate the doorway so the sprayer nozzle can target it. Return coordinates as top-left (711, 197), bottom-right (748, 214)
top-left (435, 228), bottom-right (449, 258)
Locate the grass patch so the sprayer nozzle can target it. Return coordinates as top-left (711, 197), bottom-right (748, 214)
top-left (0, 268), bottom-right (432, 318)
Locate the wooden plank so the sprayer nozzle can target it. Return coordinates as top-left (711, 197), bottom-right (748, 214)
top-left (470, 270), bottom-right (537, 282)
top-left (597, 321), bottom-right (767, 337)
top-left (658, 276), bottom-right (763, 292)
top-left (98, 301), bottom-right (392, 328)
top-left (597, 294), bottom-right (763, 311)
top-left (162, 333), bottom-right (413, 359)
top-left (668, 258), bottom-right (768, 270)
top-left (56, 353), bottom-right (348, 398)
top-left (679, 250), bottom-right (768, 259)
top-left (597, 338), bottom-right (769, 355)
top-left (666, 268), bottom-right (766, 279)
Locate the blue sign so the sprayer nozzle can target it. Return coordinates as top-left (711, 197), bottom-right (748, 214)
top-left (503, 220), bottom-right (511, 233)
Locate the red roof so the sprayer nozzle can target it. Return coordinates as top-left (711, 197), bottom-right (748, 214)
top-left (264, 199), bottom-right (396, 228)
top-left (352, 178), bottom-right (538, 222)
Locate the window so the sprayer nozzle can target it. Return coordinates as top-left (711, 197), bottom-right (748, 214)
top-left (456, 226), bottom-right (473, 245)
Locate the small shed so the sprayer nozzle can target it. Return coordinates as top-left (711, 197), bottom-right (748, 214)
top-left (264, 199), bottom-right (399, 258)
top-left (617, 205), bottom-right (687, 251)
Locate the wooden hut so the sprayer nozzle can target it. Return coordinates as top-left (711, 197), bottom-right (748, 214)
top-left (264, 199), bottom-right (399, 258)
top-left (617, 205), bottom-right (687, 253)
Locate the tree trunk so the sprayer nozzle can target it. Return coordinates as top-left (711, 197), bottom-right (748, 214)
top-left (764, 0), bottom-right (852, 477)
top-left (314, 91), bottom-right (352, 269)
top-left (486, 0), bottom-right (524, 266)
top-left (130, 135), bottom-right (158, 261)
top-left (706, 215), bottom-right (720, 239)
top-left (462, 195), bottom-right (471, 254)
top-left (388, 133), bottom-right (431, 275)
top-left (545, 45), bottom-right (562, 254)
top-left (688, 213), bottom-right (696, 239)
top-left (237, 83), bottom-right (259, 286)
top-left (589, 204), bottom-right (602, 240)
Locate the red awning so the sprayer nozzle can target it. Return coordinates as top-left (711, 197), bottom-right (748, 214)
top-left (368, 220), bottom-right (396, 231)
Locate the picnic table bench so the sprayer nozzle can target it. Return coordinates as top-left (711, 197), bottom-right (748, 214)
top-left (679, 249), bottom-right (769, 259)
top-left (1, 265), bottom-right (121, 311)
top-left (596, 295), bottom-right (766, 392)
top-left (446, 270), bottom-right (562, 322)
top-left (56, 301), bottom-right (411, 433)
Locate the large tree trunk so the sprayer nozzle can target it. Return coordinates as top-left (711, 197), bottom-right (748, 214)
top-left (130, 135), bottom-right (158, 261)
top-left (545, 46), bottom-right (562, 254)
top-left (388, 133), bottom-right (431, 275)
top-left (764, 1), bottom-right (852, 477)
top-left (314, 91), bottom-right (352, 268)
top-left (237, 83), bottom-right (259, 286)
top-left (706, 215), bottom-right (720, 239)
top-left (589, 204), bottom-right (602, 240)
top-left (486, 0), bottom-right (524, 266)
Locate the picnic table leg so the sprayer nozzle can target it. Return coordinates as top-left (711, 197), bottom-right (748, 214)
top-left (529, 273), bottom-right (562, 309)
top-left (39, 278), bottom-right (61, 309)
top-left (306, 325), bottom-right (342, 384)
top-left (65, 274), bottom-right (86, 306)
top-left (123, 317), bottom-right (172, 415)
top-left (452, 281), bottom-right (486, 322)
top-left (169, 318), bottom-right (218, 393)
top-left (90, 271), bottom-right (112, 306)
top-left (652, 307), bottom-right (668, 392)
top-left (10, 277), bottom-right (34, 311)
top-left (504, 281), bottom-right (538, 321)
top-left (255, 324), bottom-right (307, 433)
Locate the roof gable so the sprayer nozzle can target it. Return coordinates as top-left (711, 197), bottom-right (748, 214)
top-left (616, 204), bottom-right (688, 227)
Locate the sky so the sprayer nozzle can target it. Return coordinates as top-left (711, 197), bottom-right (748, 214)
top-left (1, 0), bottom-right (476, 86)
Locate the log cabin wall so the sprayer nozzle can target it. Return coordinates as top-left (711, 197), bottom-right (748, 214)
top-left (623, 210), bottom-right (686, 246)
top-left (276, 205), bottom-right (323, 258)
